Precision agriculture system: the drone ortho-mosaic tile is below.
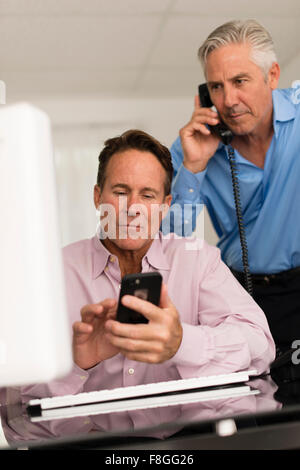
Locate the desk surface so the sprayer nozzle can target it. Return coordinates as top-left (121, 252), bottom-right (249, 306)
top-left (1, 364), bottom-right (300, 450)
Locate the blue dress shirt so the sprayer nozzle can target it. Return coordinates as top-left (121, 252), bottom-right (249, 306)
top-left (167, 88), bottom-right (300, 274)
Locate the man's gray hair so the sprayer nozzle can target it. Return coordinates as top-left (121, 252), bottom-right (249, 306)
top-left (198, 19), bottom-right (278, 79)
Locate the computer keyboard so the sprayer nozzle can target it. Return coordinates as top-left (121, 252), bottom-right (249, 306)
top-left (29, 384), bottom-right (259, 422)
top-left (28, 369), bottom-right (257, 416)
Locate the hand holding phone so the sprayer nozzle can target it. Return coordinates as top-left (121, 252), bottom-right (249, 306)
top-left (107, 279), bottom-right (183, 363)
top-left (179, 87), bottom-right (222, 174)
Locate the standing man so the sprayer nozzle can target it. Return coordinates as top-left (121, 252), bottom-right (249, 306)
top-left (170, 19), bottom-right (300, 354)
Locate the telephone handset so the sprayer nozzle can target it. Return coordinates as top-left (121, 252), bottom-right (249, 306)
top-left (198, 83), bottom-right (233, 146)
top-left (198, 83), bottom-right (253, 295)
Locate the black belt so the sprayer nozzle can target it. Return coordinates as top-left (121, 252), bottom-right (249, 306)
top-left (231, 266), bottom-right (300, 286)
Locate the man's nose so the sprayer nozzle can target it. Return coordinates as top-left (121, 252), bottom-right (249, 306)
top-left (127, 193), bottom-right (141, 208)
top-left (127, 195), bottom-right (146, 218)
top-left (223, 85), bottom-right (239, 109)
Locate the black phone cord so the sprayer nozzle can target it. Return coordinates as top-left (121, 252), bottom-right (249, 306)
top-left (227, 145), bottom-right (253, 296)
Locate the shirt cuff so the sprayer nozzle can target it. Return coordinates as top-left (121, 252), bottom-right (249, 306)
top-left (172, 164), bottom-right (206, 201)
top-left (170, 323), bottom-right (214, 368)
top-left (169, 321), bottom-right (251, 377)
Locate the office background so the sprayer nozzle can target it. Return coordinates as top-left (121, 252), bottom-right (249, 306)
top-left (0, 0), bottom-right (300, 449)
top-left (2, 0), bottom-right (299, 247)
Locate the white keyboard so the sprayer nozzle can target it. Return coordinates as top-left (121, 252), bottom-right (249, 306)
top-left (29, 385), bottom-right (259, 422)
top-left (27, 369), bottom-right (257, 421)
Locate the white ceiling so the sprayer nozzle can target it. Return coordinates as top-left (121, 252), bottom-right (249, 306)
top-left (1, 0), bottom-right (300, 100)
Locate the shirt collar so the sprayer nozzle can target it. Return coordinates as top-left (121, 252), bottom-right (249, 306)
top-left (91, 235), bottom-right (111, 279)
top-left (143, 232), bottom-right (171, 271)
top-left (91, 232), bottom-right (170, 279)
top-left (272, 88), bottom-right (296, 126)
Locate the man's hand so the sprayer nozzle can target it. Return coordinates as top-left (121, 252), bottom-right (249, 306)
top-left (179, 95), bottom-right (221, 173)
top-left (72, 298), bottom-right (120, 370)
top-left (104, 283), bottom-right (183, 364)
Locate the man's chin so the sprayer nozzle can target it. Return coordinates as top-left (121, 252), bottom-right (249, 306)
top-left (110, 237), bottom-right (153, 252)
top-left (224, 115), bottom-right (256, 136)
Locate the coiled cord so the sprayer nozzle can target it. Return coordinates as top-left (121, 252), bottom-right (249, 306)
top-left (227, 145), bottom-right (253, 296)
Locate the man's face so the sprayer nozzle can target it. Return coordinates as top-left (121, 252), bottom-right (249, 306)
top-left (94, 149), bottom-right (171, 253)
top-left (205, 43), bottom-right (280, 136)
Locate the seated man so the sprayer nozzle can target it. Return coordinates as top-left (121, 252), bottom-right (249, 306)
top-left (3, 129), bottom-right (275, 438)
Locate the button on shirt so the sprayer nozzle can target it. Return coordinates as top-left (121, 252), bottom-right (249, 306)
top-left (6, 232), bottom-right (274, 439)
top-left (169, 88), bottom-right (300, 274)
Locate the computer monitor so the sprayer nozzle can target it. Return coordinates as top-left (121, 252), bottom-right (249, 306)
top-left (0, 103), bottom-right (72, 386)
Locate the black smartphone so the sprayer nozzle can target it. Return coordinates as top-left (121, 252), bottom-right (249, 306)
top-left (116, 272), bottom-right (162, 324)
top-left (198, 83), bottom-right (233, 146)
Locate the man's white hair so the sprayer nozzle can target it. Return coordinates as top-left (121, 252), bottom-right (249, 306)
top-left (198, 19), bottom-right (278, 79)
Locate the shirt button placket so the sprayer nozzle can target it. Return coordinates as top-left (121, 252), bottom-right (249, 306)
top-left (123, 358), bottom-right (138, 387)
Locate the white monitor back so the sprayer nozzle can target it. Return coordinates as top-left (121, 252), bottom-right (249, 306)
top-left (0, 103), bottom-right (72, 386)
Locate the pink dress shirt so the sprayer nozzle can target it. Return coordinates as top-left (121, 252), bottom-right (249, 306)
top-left (2, 233), bottom-right (275, 441)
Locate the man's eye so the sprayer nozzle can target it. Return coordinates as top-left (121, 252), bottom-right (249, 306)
top-left (143, 194), bottom-right (154, 199)
top-left (211, 84), bottom-right (221, 91)
top-left (114, 191), bottom-right (127, 196)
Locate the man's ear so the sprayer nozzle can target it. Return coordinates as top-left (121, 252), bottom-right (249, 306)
top-left (94, 184), bottom-right (101, 209)
top-left (164, 194), bottom-right (172, 208)
top-left (268, 62), bottom-right (280, 90)
top-left (161, 194), bottom-right (172, 219)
